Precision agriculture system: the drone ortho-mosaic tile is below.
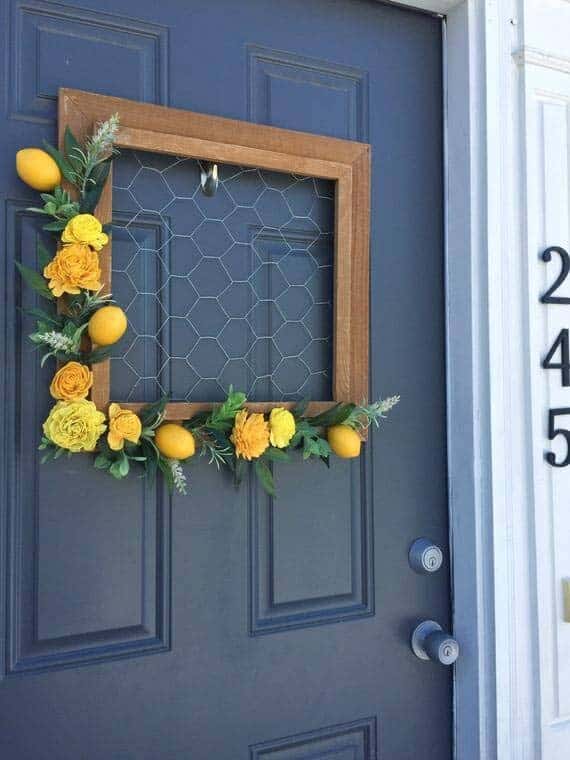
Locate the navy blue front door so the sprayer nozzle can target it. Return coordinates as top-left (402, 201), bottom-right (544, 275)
top-left (1, 1), bottom-right (449, 758)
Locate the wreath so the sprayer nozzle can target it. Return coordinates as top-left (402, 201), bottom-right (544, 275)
top-left (15, 114), bottom-right (399, 495)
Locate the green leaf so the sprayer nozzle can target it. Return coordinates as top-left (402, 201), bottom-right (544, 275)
top-left (254, 459), bottom-right (276, 497)
top-left (93, 454), bottom-right (111, 470)
top-left (307, 403), bottom-right (355, 428)
top-left (14, 260), bottom-right (54, 301)
top-left (64, 126), bottom-right (83, 170)
top-left (80, 159), bottom-right (111, 214)
top-left (184, 411), bottom-right (211, 430)
top-left (233, 457), bottom-right (245, 487)
top-left (118, 454), bottom-right (130, 477)
top-left (140, 397), bottom-right (168, 427)
top-left (109, 461), bottom-right (126, 479)
top-left (42, 220), bottom-right (67, 232)
top-left (42, 140), bottom-right (77, 183)
top-left (140, 439), bottom-right (159, 483)
top-left (21, 307), bottom-right (61, 326)
top-left (157, 457), bottom-right (175, 492)
top-left (263, 447), bottom-right (290, 463)
top-left (292, 399), bottom-right (309, 419)
top-left (37, 241), bottom-right (52, 269)
top-left (207, 387), bottom-right (247, 431)
top-left (82, 346), bottom-right (113, 364)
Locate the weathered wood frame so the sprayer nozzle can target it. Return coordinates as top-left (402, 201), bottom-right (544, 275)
top-left (58, 88), bottom-right (370, 420)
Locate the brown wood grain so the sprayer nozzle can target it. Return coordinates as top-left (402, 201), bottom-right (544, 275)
top-left (58, 89), bottom-right (371, 421)
top-left (119, 400), bottom-right (336, 421)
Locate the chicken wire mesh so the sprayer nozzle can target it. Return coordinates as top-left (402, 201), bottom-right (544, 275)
top-left (110, 149), bottom-right (334, 402)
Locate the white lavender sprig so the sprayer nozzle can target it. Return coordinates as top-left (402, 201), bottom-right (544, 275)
top-left (168, 459), bottom-right (188, 495)
top-left (29, 323), bottom-right (87, 366)
top-left (68, 114), bottom-right (120, 196)
top-left (345, 395), bottom-right (401, 431)
top-left (86, 113), bottom-right (120, 165)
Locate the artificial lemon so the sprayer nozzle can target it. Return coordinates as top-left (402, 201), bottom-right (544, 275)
top-left (327, 424), bottom-right (362, 458)
top-left (155, 424), bottom-right (196, 460)
top-left (16, 148), bottom-right (61, 191)
top-left (88, 306), bottom-right (128, 346)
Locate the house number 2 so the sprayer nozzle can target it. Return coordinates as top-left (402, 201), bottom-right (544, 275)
top-left (541, 246), bottom-right (570, 466)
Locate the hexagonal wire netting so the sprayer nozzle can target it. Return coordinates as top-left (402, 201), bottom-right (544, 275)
top-left (110, 149), bottom-right (334, 403)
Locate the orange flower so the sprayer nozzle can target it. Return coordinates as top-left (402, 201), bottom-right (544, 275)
top-left (230, 409), bottom-right (270, 460)
top-left (50, 361), bottom-right (93, 400)
top-left (43, 243), bottom-right (102, 296)
top-left (107, 403), bottom-right (142, 451)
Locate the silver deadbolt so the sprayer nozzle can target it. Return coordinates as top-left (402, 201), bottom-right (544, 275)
top-left (411, 620), bottom-right (459, 666)
top-left (408, 538), bottom-right (443, 574)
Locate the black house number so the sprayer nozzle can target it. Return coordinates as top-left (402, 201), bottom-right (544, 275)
top-left (541, 246), bottom-right (570, 466)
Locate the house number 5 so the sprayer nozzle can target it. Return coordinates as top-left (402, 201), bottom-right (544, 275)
top-left (542, 246), bottom-right (570, 467)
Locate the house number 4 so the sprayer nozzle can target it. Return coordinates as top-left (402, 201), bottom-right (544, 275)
top-left (541, 246), bottom-right (570, 467)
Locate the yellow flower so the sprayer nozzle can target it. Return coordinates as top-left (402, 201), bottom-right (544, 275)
top-left (43, 243), bottom-right (102, 296)
top-left (268, 407), bottom-right (296, 448)
top-left (230, 409), bottom-right (270, 460)
top-left (43, 399), bottom-right (106, 452)
top-left (107, 403), bottom-right (142, 451)
top-left (62, 214), bottom-right (109, 251)
top-left (50, 361), bottom-right (93, 401)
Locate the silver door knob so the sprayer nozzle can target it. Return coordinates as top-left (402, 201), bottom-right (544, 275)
top-left (411, 620), bottom-right (459, 665)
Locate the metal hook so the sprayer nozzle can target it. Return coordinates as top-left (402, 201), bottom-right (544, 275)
top-left (200, 162), bottom-right (219, 197)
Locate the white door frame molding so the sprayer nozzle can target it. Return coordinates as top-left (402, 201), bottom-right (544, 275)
top-left (385, 0), bottom-right (542, 757)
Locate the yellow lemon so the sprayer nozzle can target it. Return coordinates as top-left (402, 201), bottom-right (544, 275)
top-left (155, 424), bottom-right (196, 460)
top-left (327, 425), bottom-right (362, 458)
top-left (88, 306), bottom-right (127, 346)
top-left (16, 148), bottom-right (61, 191)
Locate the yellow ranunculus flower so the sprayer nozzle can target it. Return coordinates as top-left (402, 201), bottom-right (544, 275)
top-left (62, 214), bottom-right (109, 251)
top-left (43, 243), bottom-right (102, 296)
top-left (43, 399), bottom-right (106, 452)
top-left (268, 407), bottom-right (296, 448)
top-left (50, 361), bottom-right (93, 401)
top-left (230, 409), bottom-right (270, 460)
top-left (107, 403), bottom-right (142, 451)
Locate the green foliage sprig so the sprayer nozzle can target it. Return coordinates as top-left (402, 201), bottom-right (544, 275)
top-left (41, 116), bottom-right (119, 215)
top-left (27, 186), bottom-right (80, 232)
top-left (94, 397), bottom-right (168, 483)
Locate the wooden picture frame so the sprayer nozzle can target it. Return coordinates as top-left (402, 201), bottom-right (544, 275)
top-left (58, 88), bottom-right (370, 420)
